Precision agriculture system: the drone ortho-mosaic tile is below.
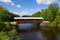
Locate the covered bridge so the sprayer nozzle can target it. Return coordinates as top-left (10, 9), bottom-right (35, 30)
top-left (14, 17), bottom-right (44, 32)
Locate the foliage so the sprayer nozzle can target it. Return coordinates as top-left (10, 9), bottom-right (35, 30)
top-left (0, 20), bottom-right (5, 31)
top-left (0, 21), bottom-right (11, 31)
top-left (0, 31), bottom-right (10, 40)
top-left (3, 22), bottom-right (11, 32)
top-left (0, 29), bottom-right (21, 40)
top-left (50, 16), bottom-right (60, 27)
top-left (32, 11), bottom-right (41, 17)
top-left (0, 5), bottom-right (10, 21)
top-left (0, 5), bottom-right (21, 40)
top-left (32, 3), bottom-right (59, 21)
top-left (32, 3), bottom-right (60, 29)
top-left (32, 3), bottom-right (60, 40)
top-left (0, 2), bottom-right (60, 40)
top-left (0, 5), bottom-right (20, 21)
top-left (9, 13), bottom-right (20, 21)
top-left (8, 29), bottom-right (21, 40)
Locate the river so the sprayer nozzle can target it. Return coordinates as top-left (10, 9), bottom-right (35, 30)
top-left (19, 31), bottom-right (47, 40)
top-left (17, 23), bottom-right (47, 40)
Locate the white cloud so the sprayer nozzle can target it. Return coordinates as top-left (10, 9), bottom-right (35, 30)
top-left (14, 12), bottom-right (19, 14)
top-left (30, 9), bottom-right (35, 11)
top-left (0, 0), bottom-right (15, 6)
top-left (30, 8), bottom-right (41, 12)
top-left (24, 9), bottom-right (29, 11)
top-left (16, 5), bottom-right (21, 8)
top-left (36, 0), bottom-right (56, 5)
top-left (19, 8), bottom-right (42, 16)
top-left (19, 11), bottom-right (31, 16)
top-left (0, 0), bottom-right (22, 8)
top-left (13, 8), bottom-right (42, 16)
top-left (11, 2), bottom-right (14, 6)
top-left (13, 11), bottom-right (30, 16)
top-left (0, 0), bottom-right (12, 3)
top-left (22, 9), bottom-right (35, 12)
top-left (36, 8), bottom-right (41, 11)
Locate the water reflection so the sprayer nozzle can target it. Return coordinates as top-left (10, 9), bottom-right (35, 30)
top-left (18, 23), bottom-right (34, 29)
top-left (19, 31), bottom-right (47, 40)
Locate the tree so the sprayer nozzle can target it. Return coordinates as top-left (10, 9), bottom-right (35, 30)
top-left (0, 20), bottom-right (5, 31)
top-left (22, 15), bottom-right (31, 17)
top-left (0, 5), bottom-right (11, 21)
top-left (0, 31), bottom-right (10, 40)
top-left (48, 3), bottom-right (59, 21)
top-left (0, 5), bottom-right (21, 40)
top-left (0, 5), bottom-right (20, 21)
top-left (8, 13), bottom-right (20, 21)
top-left (32, 3), bottom-right (59, 22)
top-left (32, 11), bottom-right (41, 17)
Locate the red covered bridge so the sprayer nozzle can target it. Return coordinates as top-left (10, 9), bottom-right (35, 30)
top-left (14, 17), bottom-right (43, 24)
top-left (14, 17), bottom-right (44, 32)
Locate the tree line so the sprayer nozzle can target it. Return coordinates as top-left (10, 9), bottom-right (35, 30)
top-left (32, 3), bottom-right (60, 27)
top-left (32, 3), bottom-right (60, 40)
top-left (0, 5), bottom-right (21, 40)
top-left (0, 5), bottom-right (20, 22)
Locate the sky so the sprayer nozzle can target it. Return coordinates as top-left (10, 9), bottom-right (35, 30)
top-left (0, 0), bottom-right (60, 16)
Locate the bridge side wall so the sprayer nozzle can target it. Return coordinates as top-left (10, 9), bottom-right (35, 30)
top-left (15, 19), bottom-right (43, 24)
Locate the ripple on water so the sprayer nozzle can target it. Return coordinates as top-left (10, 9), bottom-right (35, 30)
top-left (19, 31), bottom-right (47, 40)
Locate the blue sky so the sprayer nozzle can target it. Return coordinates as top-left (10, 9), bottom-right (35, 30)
top-left (0, 0), bottom-right (60, 16)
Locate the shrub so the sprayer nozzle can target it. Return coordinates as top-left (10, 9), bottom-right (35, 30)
top-left (0, 31), bottom-right (10, 40)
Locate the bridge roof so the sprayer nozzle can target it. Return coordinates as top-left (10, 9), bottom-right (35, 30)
top-left (14, 17), bottom-right (43, 20)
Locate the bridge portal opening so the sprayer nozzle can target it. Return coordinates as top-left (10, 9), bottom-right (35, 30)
top-left (18, 23), bottom-right (35, 29)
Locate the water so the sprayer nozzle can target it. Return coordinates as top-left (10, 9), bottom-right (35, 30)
top-left (57, 35), bottom-right (60, 40)
top-left (18, 23), bottom-right (34, 29)
top-left (18, 23), bottom-right (47, 40)
top-left (19, 31), bottom-right (47, 40)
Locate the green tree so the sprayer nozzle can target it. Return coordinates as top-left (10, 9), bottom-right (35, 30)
top-left (8, 13), bottom-right (20, 21)
top-left (32, 11), bottom-right (41, 17)
top-left (0, 31), bottom-right (10, 40)
top-left (0, 5), bottom-right (10, 21)
top-left (8, 29), bottom-right (21, 40)
top-left (0, 5), bottom-right (20, 21)
top-left (0, 5), bottom-right (21, 40)
top-left (48, 3), bottom-right (59, 21)
top-left (0, 20), bottom-right (5, 31)
top-left (32, 3), bottom-right (59, 22)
